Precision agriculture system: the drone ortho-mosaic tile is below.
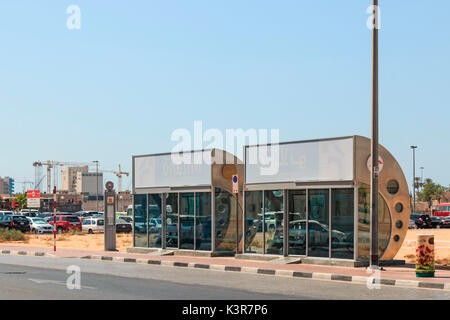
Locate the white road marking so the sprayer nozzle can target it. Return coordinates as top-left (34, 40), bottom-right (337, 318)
top-left (28, 278), bottom-right (96, 289)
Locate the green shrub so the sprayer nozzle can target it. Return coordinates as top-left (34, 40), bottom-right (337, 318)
top-left (0, 229), bottom-right (26, 242)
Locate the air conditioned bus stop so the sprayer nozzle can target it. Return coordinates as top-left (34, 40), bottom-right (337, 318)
top-left (131, 136), bottom-right (410, 265)
top-left (240, 135), bottom-right (410, 266)
top-left (132, 149), bottom-right (243, 255)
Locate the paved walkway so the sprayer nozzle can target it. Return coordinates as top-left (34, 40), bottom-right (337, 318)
top-left (1, 244), bottom-right (450, 286)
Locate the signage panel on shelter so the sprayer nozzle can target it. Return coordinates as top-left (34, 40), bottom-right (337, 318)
top-left (245, 137), bottom-right (354, 184)
top-left (134, 150), bottom-right (212, 188)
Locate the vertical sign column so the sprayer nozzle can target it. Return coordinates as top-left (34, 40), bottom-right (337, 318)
top-left (104, 181), bottom-right (117, 251)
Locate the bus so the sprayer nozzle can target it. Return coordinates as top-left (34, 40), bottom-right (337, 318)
top-left (433, 203), bottom-right (450, 217)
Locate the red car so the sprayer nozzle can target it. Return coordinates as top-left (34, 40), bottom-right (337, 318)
top-left (48, 215), bottom-right (82, 234)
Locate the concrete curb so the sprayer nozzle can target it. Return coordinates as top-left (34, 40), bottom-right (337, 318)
top-left (2, 250), bottom-right (449, 291)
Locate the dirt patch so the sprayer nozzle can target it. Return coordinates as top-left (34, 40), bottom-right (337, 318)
top-left (394, 229), bottom-right (450, 264)
top-left (0, 232), bottom-right (133, 252)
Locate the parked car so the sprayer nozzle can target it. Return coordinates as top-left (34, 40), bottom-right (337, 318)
top-left (439, 217), bottom-right (450, 228)
top-left (149, 218), bottom-right (162, 233)
top-left (117, 215), bottom-right (132, 224)
top-left (410, 213), bottom-right (433, 229)
top-left (27, 217), bottom-right (54, 234)
top-left (0, 215), bottom-right (31, 232)
top-left (82, 217), bottom-right (104, 234)
top-left (77, 211), bottom-right (101, 219)
top-left (48, 215), bottom-right (82, 234)
top-left (0, 211), bottom-right (14, 217)
top-left (116, 218), bottom-right (132, 233)
top-left (430, 216), bottom-right (444, 229)
top-left (19, 209), bottom-right (40, 217)
top-left (38, 212), bottom-right (54, 219)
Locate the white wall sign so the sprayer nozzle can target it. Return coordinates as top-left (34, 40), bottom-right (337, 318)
top-left (245, 137), bottom-right (354, 184)
top-left (134, 150), bottom-right (212, 188)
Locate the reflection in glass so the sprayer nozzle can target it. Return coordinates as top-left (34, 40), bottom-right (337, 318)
top-left (215, 188), bottom-right (240, 252)
top-left (308, 189), bottom-right (329, 257)
top-left (148, 194), bottom-right (162, 248)
top-left (180, 193), bottom-right (195, 250)
top-left (166, 193), bottom-right (178, 248)
top-left (331, 189), bottom-right (354, 259)
top-left (244, 191), bottom-right (263, 254)
top-left (196, 192), bottom-right (211, 251)
top-left (133, 194), bottom-right (147, 247)
top-left (288, 190), bottom-right (307, 255)
top-left (265, 190), bottom-right (284, 255)
top-left (358, 184), bottom-right (392, 259)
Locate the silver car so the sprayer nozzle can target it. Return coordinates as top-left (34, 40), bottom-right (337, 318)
top-left (27, 217), bottom-right (54, 234)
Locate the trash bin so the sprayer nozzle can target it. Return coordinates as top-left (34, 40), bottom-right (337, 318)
top-left (416, 234), bottom-right (435, 278)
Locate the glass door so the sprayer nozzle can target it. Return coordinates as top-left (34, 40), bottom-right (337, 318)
top-left (308, 189), bottom-right (330, 257)
top-left (288, 190), bottom-right (307, 255)
top-left (180, 193), bottom-right (195, 249)
top-left (148, 194), bottom-right (162, 248)
top-left (166, 193), bottom-right (179, 248)
top-left (196, 192), bottom-right (211, 251)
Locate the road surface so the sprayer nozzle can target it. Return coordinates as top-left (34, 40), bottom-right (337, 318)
top-left (0, 255), bottom-right (449, 300)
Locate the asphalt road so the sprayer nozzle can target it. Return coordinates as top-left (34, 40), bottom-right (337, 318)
top-left (0, 255), bottom-right (449, 300)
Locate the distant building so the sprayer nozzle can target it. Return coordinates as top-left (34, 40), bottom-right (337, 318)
top-left (76, 172), bottom-right (103, 197)
top-left (0, 176), bottom-right (13, 195)
top-left (61, 166), bottom-right (89, 193)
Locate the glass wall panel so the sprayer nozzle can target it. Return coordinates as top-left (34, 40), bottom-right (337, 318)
top-left (180, 193), bottom-right (195, 249)
top-left (265, 190), bottom-right (284, 255)
top-left (215, 188), bottom-right (240, 252)
top-left (166, 193), bottom-right (179, 248)
top-left (288, 190), bottom-right (307, 255)
top-left (308, 189), bottom-right (330, 257)
top-left (331, 189), bottom-right (354, 259)
top-left (358, 184), bottom-right (392, 259)
top-left (133, 194), bottom-right (148, 247)
top-left (244, 191), bottom-right (263, 254)
top-left (148, 194), bottom-right (162, 248)
top-left (196, 192), bottom-right (211, 251)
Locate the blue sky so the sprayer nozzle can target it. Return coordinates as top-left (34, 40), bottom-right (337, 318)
top-left (0, 1), bottom-right (449, 192)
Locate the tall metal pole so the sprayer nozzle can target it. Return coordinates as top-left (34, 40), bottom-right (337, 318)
top-left (93, 161), bottom-right (99, 212)
top-left (411, 146), bottom-right (417, 214)
top-left (370, 0), bottom-right (379, 268)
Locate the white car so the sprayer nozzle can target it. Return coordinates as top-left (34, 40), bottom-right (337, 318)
top-left (0, 211), bottom-right (14, 217)
top-left (27, 217), bottom-right (54, 234)
top-left (82, 217), bottom-right (105, 234)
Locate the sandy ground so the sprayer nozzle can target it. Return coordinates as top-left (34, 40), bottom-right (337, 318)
top-left (0, 232), bottom-right (133, 252)
top-left (394, 229), bottom-right (450, 265)
top-left (2, 229), bottom-right (450, 264)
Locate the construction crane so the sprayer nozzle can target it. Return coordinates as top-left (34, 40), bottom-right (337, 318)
top-left (33, 161), bottom-right (92, 194)
top-left (15, 180), bottom-right (34, 193)
top-left (100, 165), bottom-right (129, 192)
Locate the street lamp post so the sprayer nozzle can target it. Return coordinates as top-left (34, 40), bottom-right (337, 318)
top-left (93, 161), bottom-right (99, 212)
top-left (411, 146), bottom-right (417, 214)
top-left (419, 166), bottom-right (424, 190)
top-left (370, 0), bottom-right (380, 268)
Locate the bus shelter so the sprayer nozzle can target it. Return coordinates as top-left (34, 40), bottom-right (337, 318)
top-left (132, 149), bottom-right (243, 254)
top-left (242, 135), bottom-right (410, 263)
